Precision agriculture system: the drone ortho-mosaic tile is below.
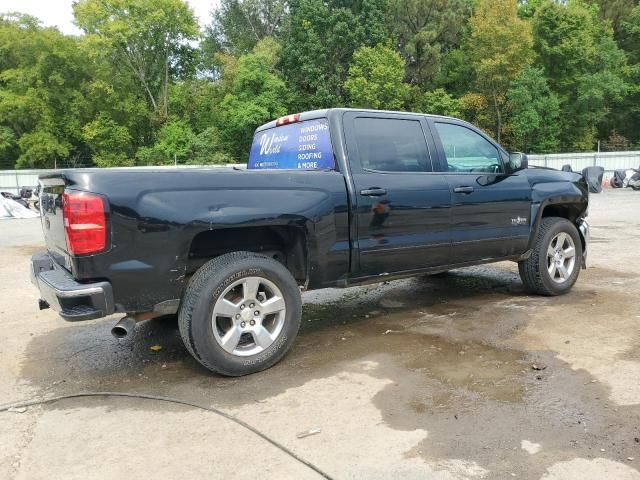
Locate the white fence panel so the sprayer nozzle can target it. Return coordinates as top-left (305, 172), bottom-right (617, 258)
top-left (2, 154), bottom-right (640, 194)
top-left (0, 170), bottom-right (49, 194)
top-left (528, 151), bottom-right (640, 180)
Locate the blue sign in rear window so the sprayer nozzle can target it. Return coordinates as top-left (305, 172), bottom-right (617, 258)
top-left (248, 118), bottom-right (335, 170)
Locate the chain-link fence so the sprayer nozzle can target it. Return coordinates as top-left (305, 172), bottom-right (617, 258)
top-left (0, 158), bottom-right (96, 170)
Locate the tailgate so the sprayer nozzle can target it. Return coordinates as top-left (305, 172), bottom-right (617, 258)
top-left (39, 175), bottom-right (70, 268)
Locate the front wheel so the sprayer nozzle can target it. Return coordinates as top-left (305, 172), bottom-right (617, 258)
top-left (518, 217), bottom-right (583, 296)
top-left (178, 251), bottom-right (302, 376)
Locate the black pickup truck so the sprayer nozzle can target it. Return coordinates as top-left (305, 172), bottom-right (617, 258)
top-left (31, 108), bottom-right (589, 376)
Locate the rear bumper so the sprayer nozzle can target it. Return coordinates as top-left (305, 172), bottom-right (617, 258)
top-left (578, 219), bottom-right (589, 269)
top-left (31, 251), bottom-right (114, 321)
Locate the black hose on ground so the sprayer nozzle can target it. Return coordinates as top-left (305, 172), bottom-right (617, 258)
top-left (0, 392), bottom-right (334, 480)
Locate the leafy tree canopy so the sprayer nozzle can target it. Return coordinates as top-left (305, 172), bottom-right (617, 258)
top-left (279, 0), bottom-right (388, 110)
top-left (507, 66), bottom-right (561, 153)
top-left (217, 37), bottom-right (290, 160)
top-left (1, 0), bottom-right (640, 169)
top-left (469, 0), bottom-right (533, 142)
top-left (345, 44), bottom-right (410, 110)
top-left (387, 0), bottom-right (472, 86)
top-left (533, 0), bottom-right (627, 149)
top-left (73, 0), bottom-right (200, 117)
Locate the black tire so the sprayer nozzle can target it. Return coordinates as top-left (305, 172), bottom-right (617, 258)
top-left (178, 251), bottom-right (302, 376)
top-left (518, 217), bottom-right (583, 296)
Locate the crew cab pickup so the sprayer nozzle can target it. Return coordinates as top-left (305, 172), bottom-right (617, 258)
top-left (31, 109), bottom-right (589, 376)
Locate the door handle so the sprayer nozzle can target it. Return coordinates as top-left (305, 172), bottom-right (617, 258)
top-left (360, 187), bottom-right (387, 196)
top-left (453, 186), bottom-right (474, 194)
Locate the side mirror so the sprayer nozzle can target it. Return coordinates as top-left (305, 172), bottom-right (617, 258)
top-left (508, 152), bottom-right (528, 172)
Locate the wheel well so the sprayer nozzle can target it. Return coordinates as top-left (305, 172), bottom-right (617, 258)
top-left (187, 226), bottom-right (308, 284)
top-left (541, 203), bottom-right (582, 223)
top-left (540, 203), bottom-right (587, 252)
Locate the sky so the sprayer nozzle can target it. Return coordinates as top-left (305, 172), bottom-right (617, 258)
top-left (0, 0), bottom-right (218, 35)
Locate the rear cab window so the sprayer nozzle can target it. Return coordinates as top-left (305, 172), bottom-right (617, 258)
top-left (248, 118), bottom-right (335, 170)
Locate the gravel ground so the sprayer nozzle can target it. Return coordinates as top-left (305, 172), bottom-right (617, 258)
top-left (1, 189), bottom-right (640, 479)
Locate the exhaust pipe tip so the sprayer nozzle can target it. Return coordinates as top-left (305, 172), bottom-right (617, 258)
top-left (111, 326), bottom-right (129, 339)
top-left (111, 316), bottom-right (136, 339)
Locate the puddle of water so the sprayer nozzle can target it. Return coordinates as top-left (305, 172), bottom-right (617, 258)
top-left (19, 267), bottom-right (533, 409)
top-left (302, 287), bottom-right (529, 402)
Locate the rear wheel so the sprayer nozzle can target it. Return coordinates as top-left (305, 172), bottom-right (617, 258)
top-left (178, 251), bottom-right (302, 376)
top-left (518, 217), bottom-right (583, 296)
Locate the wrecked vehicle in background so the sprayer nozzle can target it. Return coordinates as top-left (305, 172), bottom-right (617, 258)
top-left (30, 108), bottom-right (590, 376)
top-left (560, 165), bottom-right (604, 193)
top-left (0, 188), bottom-right (39, 219)
top-left (610, 168), bottom-right (640, 190)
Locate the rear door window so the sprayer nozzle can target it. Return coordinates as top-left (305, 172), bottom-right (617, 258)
top-left (353, 117), bottom-right (433, 172)
top-left (248, 118), bottom-right (335, 170)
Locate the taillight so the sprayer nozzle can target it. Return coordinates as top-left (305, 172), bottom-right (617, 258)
top-left (275, 114), bottom-right (299, 126)
top-left (62, 191), bottom-right (107, 255)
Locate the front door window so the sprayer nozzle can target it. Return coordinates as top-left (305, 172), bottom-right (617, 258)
top-left (434, 123), bottom-right (503, 174)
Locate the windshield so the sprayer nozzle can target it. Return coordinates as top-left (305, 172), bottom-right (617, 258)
top-left (248, 118), bottom-right (335, 170)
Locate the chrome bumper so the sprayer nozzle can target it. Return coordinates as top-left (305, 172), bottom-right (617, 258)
top-left (578, 219), bottom-right (589, 269)
top-left (31, 251), bottom-right (115, 321)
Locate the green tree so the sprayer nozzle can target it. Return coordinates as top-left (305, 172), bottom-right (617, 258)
top-left (0, 126), bottom-right (17, 167)
top-left (601, 130), bottom-right (631, 151)
top-left (168, 80), bottom-right (221, 133)
top-left (387, 0), bottom-right (472, 86)
top-left (82, 114), bottom-right (133, 167)
top-left (191, 127), bottom-right (234, 164)
top-left (204, 0), bottom-right (288, 57)
top-left (517, 0), bottom-right (546, 19)
top-left (533, 0), bottom-right (627, 149)
top-left (217, 38), bottom-right (290, 160)
top-left (506, 66), bottom-right (560, 152)
top-left (345, 44), bottom-right (410, 109)
top-left (594, 0), bottom-right (636, 41)
top-left (613, 9), bottom-right (640, 145)
top-left (417, 88), bottom-right (462, 117)
top-left (0, 14), bottom-right (92, 168)
top-left (459, 92), bottom-right (492, 133)
top-left (280, 0), bottom-right (388, 110)
top-left (136, 120), bottom-right (197, 164)
top-left (468, 0), bottom-right (533, 142)
top-left (16, 131), bottom-right (70, 169)
top-left (434, 44), bottom-right (474, 96)
top-left (620, 4), bottom-right (640, 63)
top-left (80, 78), bottom-right (152, 164)
top-left (73, 0), bottom-right (200, 118)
